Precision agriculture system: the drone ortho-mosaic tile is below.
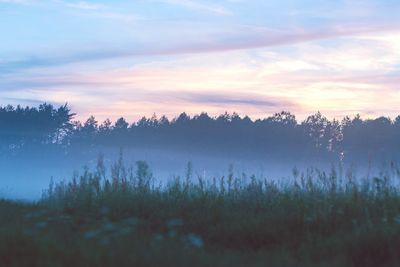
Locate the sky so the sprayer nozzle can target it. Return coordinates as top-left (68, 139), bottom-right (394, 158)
top-left (0, 0), bottom-right (400, 122)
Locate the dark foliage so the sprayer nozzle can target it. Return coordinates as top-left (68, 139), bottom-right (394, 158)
top-left (2, 158), bottom-right (400, 267)
top-left (0, 104), bottom-right (399, 161)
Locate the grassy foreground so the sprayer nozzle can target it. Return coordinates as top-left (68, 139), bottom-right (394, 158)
top-left (2, 158), bottom-right (400, 267)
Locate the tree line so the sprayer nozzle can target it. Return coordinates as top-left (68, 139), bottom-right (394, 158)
top-left (1, 103), bottom-right (399, 161)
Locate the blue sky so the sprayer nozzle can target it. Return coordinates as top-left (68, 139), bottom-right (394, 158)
top-left (1, 0), bottom-right (400, 121)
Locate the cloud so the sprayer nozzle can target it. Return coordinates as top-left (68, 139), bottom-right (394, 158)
top-left (1, 97), bottom-right (48, 105)
top-left (159, 0), bottom-right (231, 15)
top-left (175, 91), bottom-right (296, 108)
top-left (0, 0), bottom-right (30, 3)
top-left (53, 0), bottom-right (137, 21)
top-left (2, 23), bottom-right (400, 74)
top-left (62, 1), bottom-right (103, 10)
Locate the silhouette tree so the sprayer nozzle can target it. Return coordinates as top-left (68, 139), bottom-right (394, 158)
top-left (1, 103), bottom-right (399, 163)
top-left (0, 103), bottom-right (74, 152)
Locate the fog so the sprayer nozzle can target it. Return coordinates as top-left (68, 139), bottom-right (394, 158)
top-left (0, 146), bottom-right (390, 201)
top-left (0, 104), bottom-right (399, 200)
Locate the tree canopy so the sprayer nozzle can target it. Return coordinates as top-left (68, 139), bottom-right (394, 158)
top-left (0, 104), bottom-right (399, 162)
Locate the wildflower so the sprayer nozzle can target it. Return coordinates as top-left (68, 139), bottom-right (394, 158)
top-left (168, 230), bottom-right (177, 238)
top-left (305, 216), bottom-right (313, 223)
top-left (123, 217), bottom-right (138, 226)
top-left (84, 230), bottom-right (99, 239)
top-left (167, 218), bottom-right (184, 228)
top-left (58, 215), bottom-right (71, 222)
top-left (117, 227), bottom-right (132, 236)
top-left (394, 215), bottom-right (400, 225)
top-left (185, 233), bottom-right (203, 248)
top-left (100, 237), bottom-right (110, 246)
top-left (100, 207), bottom-right (109, 216)
top-left (154, 234), bottom-right (164, 241)
top-left (102, 222), bottom-right (115, 233)
top-left (23, 229), bottom-right (34, 236)
top-left (35, 221), bottom-right (47, 229)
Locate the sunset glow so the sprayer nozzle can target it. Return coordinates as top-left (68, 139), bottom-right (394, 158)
top-left (1, 0), bottom-right (400, 121)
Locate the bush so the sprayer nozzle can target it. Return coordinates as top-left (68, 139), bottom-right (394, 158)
top-left (3, 156), bottom-right (400, 266)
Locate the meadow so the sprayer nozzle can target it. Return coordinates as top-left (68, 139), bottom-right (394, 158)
top-left (1, 156), bottom-right (400, 267)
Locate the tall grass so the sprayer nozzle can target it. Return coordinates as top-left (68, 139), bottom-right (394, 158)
top-left (2, 155), bottom-right (400, 266)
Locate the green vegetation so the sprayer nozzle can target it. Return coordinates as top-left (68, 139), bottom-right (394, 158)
top-left (2, 157), bottom-right (400, 267)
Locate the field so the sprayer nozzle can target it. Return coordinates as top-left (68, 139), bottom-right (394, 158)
top-left (1, 158), bottom-right (400, 267)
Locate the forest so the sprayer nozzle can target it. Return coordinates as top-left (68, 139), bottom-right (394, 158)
top-left (2, 103), bottom-right (400, 266)
top-left (1, 103), bottom-right (399, 162)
